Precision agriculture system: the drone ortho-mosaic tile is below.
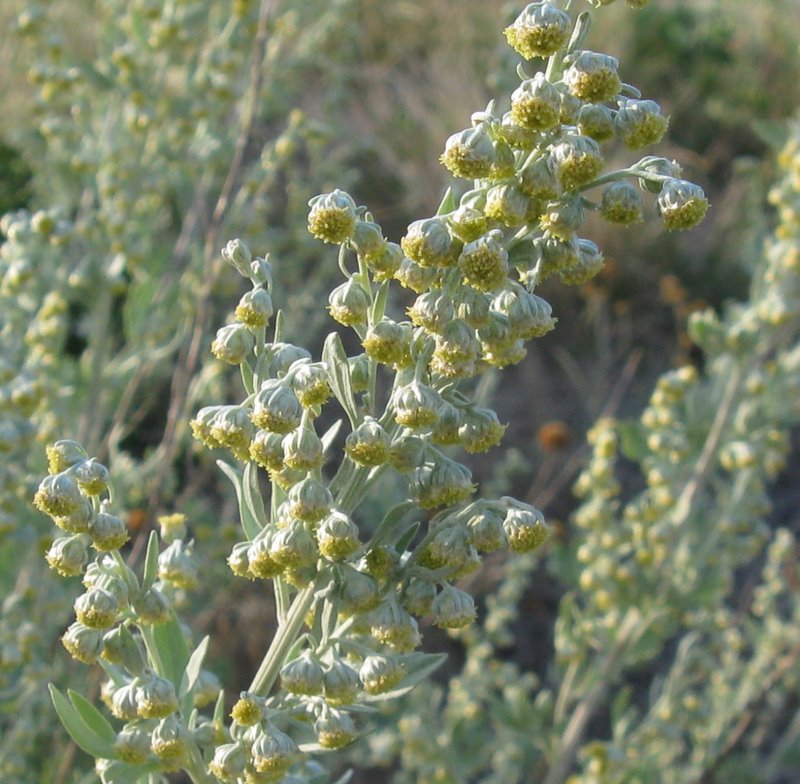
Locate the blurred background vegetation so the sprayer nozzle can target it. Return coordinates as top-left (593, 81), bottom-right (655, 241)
top-left (1, 0), bottom-right (799, 781)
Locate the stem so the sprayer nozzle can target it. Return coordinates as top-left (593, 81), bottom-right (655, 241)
top-left (248, 582), bottom-right (316, 696)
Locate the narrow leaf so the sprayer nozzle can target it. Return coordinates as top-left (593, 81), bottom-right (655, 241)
top-left (142, 531), bottom-right (160, 591)
top-left (217, 459), bottom-right (261, 540)
top-left (394, 521), bottom-right (421, 553)
top-left (179, 635), bottom-right (210, 703)
top-left (98, 760), bottom-right (161, 784)
top-left (436, 187), bottom-right (455, 215)
top-left (49, 684), bottom-right (116, 760)
top-left (68, 690), bottom-right (116, 744)
top-left (363, 653), bottom-right (446, 703)
top-left (370, 501), bottom-right (416, 547)
top-left (320, 419), bottom-right (343, 453)
top-left (243, 462), bottom-right (268, 529)
top-left (150, 614), bottom-right (190, 687)
top-left (323, 333), bottom-right (359, 428)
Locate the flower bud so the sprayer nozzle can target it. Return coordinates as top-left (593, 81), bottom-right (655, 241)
top-left (230, 693), bottom-right (264, 725)
top-left (221, 238), bottom-right (252, 277)
top-left (392, 380), bottom-right (442, 429)
top-left (431, 584), bottom-right (476, 629)
top-left (551, 133), bottom-right (603, 191)
top-left (350, 220), bottom-right (385, 261)
top-left (337, 565), bottom-right (381, 614)
top-left (46, 534), bottom-right (89, 576)
top-left (75, 587), bottom-right (119, 629)
top-left (518, 155), bottom-right (561, 201)
top-left (158, 539), bottom-right (197, 589)
top-left (133, 586), bottom-right (171, 625)
top-left (282, 424), bottom-right (324, 471)
top-left (53, 497), bottom-right (94, 534)
top-left (431, 401), bottom-right (463, 445)
top-left (102, 625), bottom-right (145, 671)
top-left (615, 98), bottom-right (668, 149)
top-left (208, 742), bottom-right (248, 783)
top-left (62, 621), bottom-right (103, 663)
top-left (420, 524), bottom-right (471, 570)
top-left (458, 230), bottom-right (509, 292)
top-left (407, 289), bottom-right (455, 334)
top-left (270, 342), bottom-right (312, 377)
top-left (540, 197), bottom-right (585, 240)
top-left (317, 511), bottom-right (361, 560)
top-left (394, 256), bottom-right (439, 293)
top-left (485, 183), bottom-right (530, 227)
top-left (307, 190), bottom-right (358, 244)
top-left (636, 156), bottom-right (683, 194)
top-left (433, 319), bottom-right (480, 369)
top-left (456, 286), bottom-right (492, 328)
top-left (150, 715), bottom-right (189, 769)
top-left (73, 458), bottom-right (110, 496)
top-left (211, 323), bottom-right (254, 365)
top-left (528, 235), bottom-right (581, 281)
top-left (388, 435), bottom-right (426, 474)
top-left (328, 279), bottom-right (370, 326)
top-left (110, 681), bottom-right (140, 721)
top-left (290, 361), bottom-right (331, 407)
top-left (209, 405), bottom-right (255, 460)
top-left (34, 473), bottom-right (83, 518)
top-left (466, 505), bottom-right (507, 552)
top-left (194, 670), bottom-right (221, 707)
top-left (410, 457), bottom-right (475, 509)
top-left (499, 111), bottom-right (539, 150)
top-left (247, 531), bottom-right (283, 579)
top-left (440, 124), bottom-right (496, 179)
top-left (504, 2), bottom-right (571, 59)
top-left (287, 476), bottom-right (333, 522)
top-left (46, 439), bottom-right (87, 474)
top-left (281, 649), bottom-right (325, 695)
top-left (251, 727), bottom-right (298, 775)
top-left (367, 240), bottom-right (403, 281)
top-left (565, 51), bottom-right (621, 103)
top-left (234, 287), bottom-right (274, 329)
top-left (249, 429), bottom-right (285, 471)
top-left (401, 217), bottom-right (457, 268)
top-left (315, 707), bottom-right (357, 750)
top-left (362, 319), bottom-right (412, 367)
top-left (323, 658), bottom-right (361, 704)
top-left (345, 416), bottom-right (391, 466)
top-left (657, 178), bottom-right (709, 231)
top-left (502, 500), bottom-right (549, 552)
top-left (136, 672), bottom-right (179, 719)
top-left (114, 724), bottom-right (151, 764)
top-left (91, 511), bottom-right (130, 551)
top-left (600, 181), bottom-right (644, 225)
top-left (270, 520), bottom-right (318, 570)
top-left (577, 103), bottom-right (615, 142)
top-left (369, 598), bottom-right (421, 651)
top-left (459, 406), bottom-right (507, 453)
top-left (251, 380), bottom-right (302, 433)
top-left (511, 73), bottom-right (561, 131)
top-left (493, 283), bottom-right (556, 339)
top-left (359, 654), bottom-right (405, 695)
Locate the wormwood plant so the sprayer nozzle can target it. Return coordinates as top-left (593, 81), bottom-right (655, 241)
top-left (357, 114), bottom-right (800, 784)
top-left (25, 1), bottom-right (714, 782)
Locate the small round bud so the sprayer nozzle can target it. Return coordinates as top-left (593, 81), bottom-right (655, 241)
top-left (282, 424), bottom-right (324, 471)
top-left (493, 283), bottom-right (556, 339)
top-left (434, 319), bottom-right (480, 366)
top-left (34, 473), bottom-right (83, 518)
top-left (158, 539), bottom-right (198, 590)
top-left (401, 217), bottom-right (457, 268)
top-left (110, 681), bottom-right (141, 721)
top-left (307, 190), bottom-right (358, 244)
top-left (431, 584), bottom-right (476, 629)
top-left (208, 742), bottom-right (248, 783)
top-left (484, 183), bottom-right (530, 227)
top-left (431, 401), bottom-right (463, 445)
top-left (150, 715), bottom-right (189, 769)
top-left (600, 181), bottom-right (644, 225)
top-left (369, 598), bottom-right (421, 651)
top-left (222, 239), bottom-right (252, 277)
top-left (247, 531), bottom-right (283, 580)
top-left (560, 238), bottom-right (605, 285)
top-left (565, 51), bottom-right (621, 103)
top-left (281, 649), bottom-right (325, 695)
top-left (636, 157), bottom-right (683, 194)
top-left (360, 654), bottom-right (405, 695)
top-left (114, 724), bottom-right (151, 764)
top-left (234, 288), bottom-right (274, 329)
top-left (657, 179), bottom-right (709, 231)
top-left (315, 708), bottom-right (357, 750)
top-left (419, 524), bottom-right (471, 570)
top-left (136, 672), bottom-right (179, 719)
top-left (518, 155), bottom-right (561, 201)
top-left (337, 565), bottom-right (381, 614)
top-left (75, 587), bottom-right (119, 629)
top-left (540, 197), bottom-right (585, 240)
top-left (392, 380), bottom-right (442, 429)
top-left (328, 279), bottom-right (370, 326)
top-left (74, 458), bottom-right (110, 495)
top-left (510, 73), bottom-right (561, 131)
top-left (615, 98), bottom-right (668, 149)
top-left (502, 500), bottom-right (549, 552)
top-left (317, 511), bottom-right (360, 560)
top-left (458, 406), bottom-right (507, 453)
top-left (46, 440), bottom-right (87, 474)
top-left (209, 406), bottom-right (255, 460)
top-left (458, 230), bottom-right (509, 292)
top-left (456, 286), bottom-right (492, 328)
top-left (91, 511), bottom-right (130, 551)
top-left (249, 429), bottom-right (285, 471)
top-left (157, 513), bottom-right (187, 544)
top-left (230, 694), bottom-right (263, 726)
top-left (402, 579), bottom-right (437, 616)
top-left (270, 342), bottom-right (312, 378)
top-left (287, 476), bottom-right (333, 523)
top-left (211, 323), bottom-right (254, 365)
top-left (394, 257), bottom-right (439, 293)
top-left (407, 289), bottom-right (455, 334)
top-left (228, 541), bottom-right (252, 577)
top-left (251, 727), bottom-right (298, 775)
top-left (345, 416), bottom-right (391, 466)
top-left (410, 457), bottom-right (475, 509)
top-left (270, 520), bottom-right (318, 570)
top-left (62, 621), bottom-right (103, 663)
top-left (577, 103), bottom-right (615, 142)
top-left (362, 319), bottom-right (412, 367)
top-left (350, 220), bottom-right (385, 261)
top-left (504, 2), bottom-right (571, 59)
top-left (46, 534), bottom-right (89, 576)
top-left (551, 133), bottom-right (604, 191)
top-left (441, 125), bottom-right (496, 179)
top-left (290, 361), bottom-right (331, 408)
top-left (366, 240), bottom-right (403, 281)
top-left (323, 659), bottom-right (361, 704)
top-left (449, 205), bottom-right (489, 243)
top-left (388, 435), bottom-right (426, 474)
top-left (53, 497), bottom-right (95, 534)
top-left (132, 587), bottom-right (171, 625)
top-left (251, 381), bottom-right (303, 434)
top-left (466, 505), bottom-right (507, 552)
